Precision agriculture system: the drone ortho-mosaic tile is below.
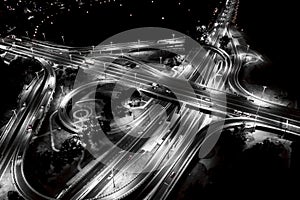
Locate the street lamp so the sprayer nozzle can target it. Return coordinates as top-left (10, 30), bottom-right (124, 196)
top-left (42, 33), bottom-right (46, 41)
top-left (61, 35), bottom-right (65, 44)
top-left (172, 33), bottom-right (175, 39)
top-left (159, 56), bottom-right (162, 64)
top-left (69, 54), bottom-right (72, 61)
top-left (261, 86), bottom-right (267, 99)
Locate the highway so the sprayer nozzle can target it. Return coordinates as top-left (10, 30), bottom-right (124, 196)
top-left (50, 19), bottom-right (230, 199)
top-left (226, 27), bottom-right (287, 108)
top-left (46, 43), bottom-right (300, 137)
top-left (12, 59), bottom-right (56, 200)
top-left (0, 36), bottom-right (225, 199)
top-left (5, 41), bottom-right (294, 139)
top-left (56, 20), bottom-right (236, 200)
top-left (131, 117), bottom-right (286, 200)
top-left (54, 43), bottom-right (224, 200)
top-left (0, 76), bottom-right (42, 179)
top-left (59, 103), bottom-right (177, 200)
top-left (55, 89), bottom-right (178, 199)
top-left (0, 0), bottom-right (299, 199)
top-left (19, 35), bottom-right (186, 56)
top-left (0, 58), bottom-right (55, 180)
top-left (85, 108), bottom-right (206, 200)
top-left (0, 58), bottom-right (56, 200)
top-left (123, 109), bottom-right (206, 200)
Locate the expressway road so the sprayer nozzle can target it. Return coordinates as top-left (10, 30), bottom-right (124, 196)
top-left (69, 106), bottom-right (201, 200)
top-left (52, 29), bottom-right (226, 199)
top-left (10, 59), bottom-right (56, 200)
top-left (142, 1), bottom-right (300, 197)
top-left (59, 44), bottom-right (233, 200)
top-left (58, 64), bottom-right (300, 138)
top-left (226, 27), bottom-right (288, 108)
top-left (102, 108), bottom-right (207, 200)
top-left (132, 117), bottom-right (281, 200)
top-left (0, 59), bottom-right (55, 181)
top-left (21, 36), bottom-right (186, 55)
top-left (124, 1), bottom-right (300, 199)
top-left (1, 0), bottom-right (299, 199)
top-left (2, 37), bottom-right (223, 198)
top-left (55, 46), bottom-right (223, 200)
top-left (57, 101), bottom-right (177, 200)
top-left (2, 35), bottom-right (186, 66)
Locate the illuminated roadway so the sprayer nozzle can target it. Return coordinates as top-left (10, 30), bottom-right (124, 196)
top-left (0, 0), bottom-right (300, 199)
top-left (0, 58), bottom-right (56, 199)
top-left (55, 39), bottom-right (227, 200)
top-left (0, 36), bottom-right (227, 200)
